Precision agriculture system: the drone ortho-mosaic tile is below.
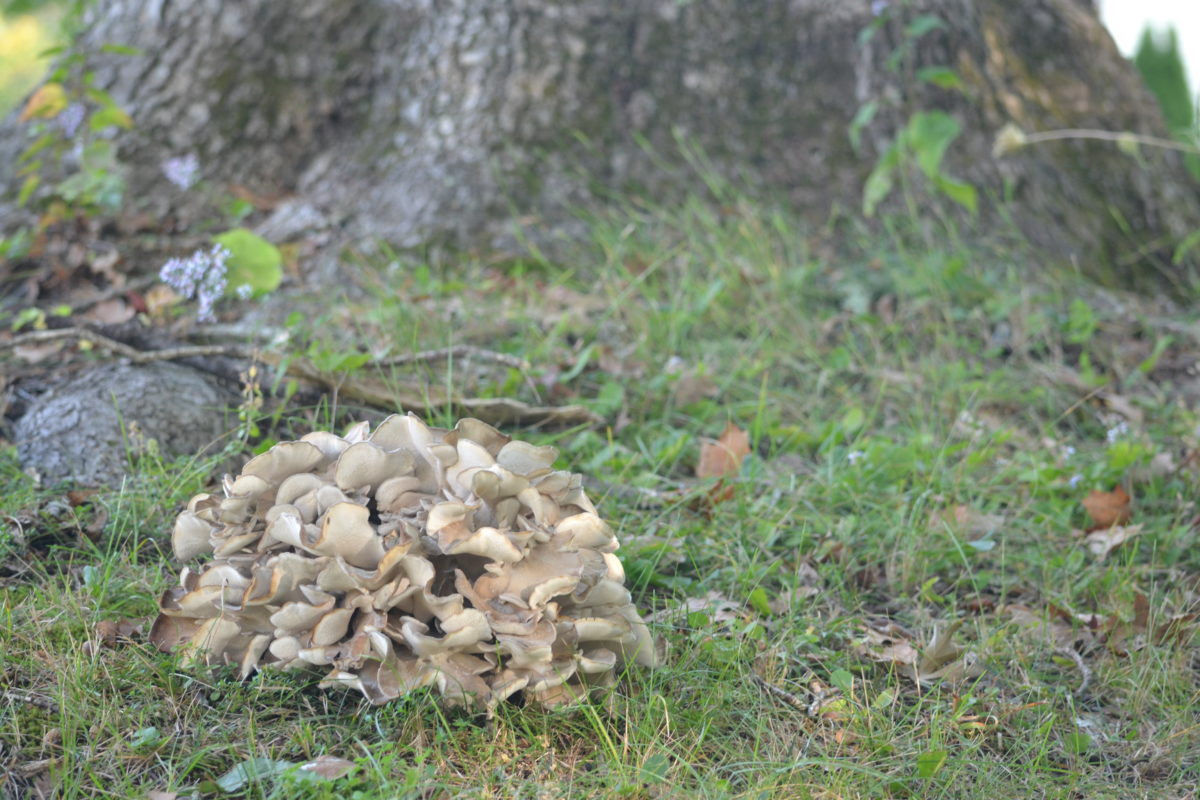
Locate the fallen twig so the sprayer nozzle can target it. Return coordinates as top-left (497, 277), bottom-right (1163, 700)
top-left (751, 674), bottom-right (809, 714)
top-left (373, 344), bottom-right (529, 371)
top-left (2, 326), bottom-right (600, 428)
top-left (2, 327), bottom-right (254, 363)
top-left (1, 689), bottom-right (58, 713)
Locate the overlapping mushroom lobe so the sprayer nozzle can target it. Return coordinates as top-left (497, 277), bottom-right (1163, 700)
top-left (152, 414), bottom-right (657, 705)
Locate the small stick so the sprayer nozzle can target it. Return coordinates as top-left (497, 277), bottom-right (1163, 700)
top-left (751, 673), bottom-right (809, 714)
top-left (1, 689), bottom-right (58, 713)
top-left (3, 329), bottom-right (527, 371)
top-left (372, 344), bottom-right (529, 370)
top-left (2, 327), bottom-right (254, 363)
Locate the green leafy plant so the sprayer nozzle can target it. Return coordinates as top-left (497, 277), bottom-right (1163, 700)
top-left (212, 227), bottom-right (284, 297)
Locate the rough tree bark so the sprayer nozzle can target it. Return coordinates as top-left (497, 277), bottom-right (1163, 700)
top-left (2, 0), bottom-right (1197, 289)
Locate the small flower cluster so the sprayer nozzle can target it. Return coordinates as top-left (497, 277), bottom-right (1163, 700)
top-left (1105, 421), bottom-right (1129, 445)
top-left (57, 103), bottom-right (86, 139)
top-left (161, 153), bottom-right (200, 190)
top-left (159, 245), bottom-right (231, 322)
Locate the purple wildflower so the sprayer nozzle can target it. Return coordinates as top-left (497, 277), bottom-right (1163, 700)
top-left (235, 283), bottom-right (253, 300)
top-left (161, 153), bottom-right (200, 190)
top-left (871, 0), bottom-right (889, 16)
top-left (159, 244), bottom-right (230, 322)
top-left (57, 103), bottom-right (85, 139)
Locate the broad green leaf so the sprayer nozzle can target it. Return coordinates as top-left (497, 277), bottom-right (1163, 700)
top-left (848, 100), bottom-right (878, 152)
top-left (17, 175), bottom-right (40, 207)
top-left (214, 757), bottom-right (295, 793)
top-left (641, 753), bottom-right (670, 784)
top-left (1172, 228), bottom-right (1200, 264)
top-left (747, 587), bottom-right (771, 616)
top-left (933, 174), bottom-right (977, 214)
top-left (916, 749), bottom-right (948, 778)
top-left (100, 43), bottom-right (142, 56)
top-left (18, 133), bottom-right (56, 164)
top-left (916, 66), bottom-right (963, 90)
top-left (862, 143), bottom-right (900, 217)
top-left (1064, 733), bottom-right (1091, 755)
top-left (829, 668), bottom-right (854, 694)
top-left (906, 15), bottom-right (946, 38)
top-left (213, 228), bottom-right (284, 296)
top-left (906, 111), bottom-right (960, 179)
top-left (89, 105), bottom-right (133, 131)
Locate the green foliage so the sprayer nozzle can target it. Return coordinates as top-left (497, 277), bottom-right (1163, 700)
top-left (864, 111), bottom-right (977, 217)
top-left (213, 227), bottom-right (284, 296)
top-left (1133, 25), bottom-right (1195, 135)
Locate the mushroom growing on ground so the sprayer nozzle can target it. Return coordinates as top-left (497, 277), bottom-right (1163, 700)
top-left (151, 414), bottom-right (658, 707)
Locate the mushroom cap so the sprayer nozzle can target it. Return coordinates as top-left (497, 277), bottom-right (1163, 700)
top-left (153, 415), bottom-right (657, 707)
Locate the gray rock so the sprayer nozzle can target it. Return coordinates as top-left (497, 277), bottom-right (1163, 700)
top-left (15, 362), bottom-right (233, 487)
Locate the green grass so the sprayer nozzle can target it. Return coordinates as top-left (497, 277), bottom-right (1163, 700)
top-left (2, 198), bottom-right (1198, 799)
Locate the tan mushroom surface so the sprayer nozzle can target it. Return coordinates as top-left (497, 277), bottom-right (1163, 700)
top-left (151, 413), bottom-right (658, 707)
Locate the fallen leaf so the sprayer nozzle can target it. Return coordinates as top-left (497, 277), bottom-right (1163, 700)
top-left (83, 617), bottom-right (144, 656)
top-left (928, 504), bottom-right (1004, 540)
top-left (1003, 604), bottom-right (1080, 649)
top-left (697, 422), bottom-right (751, 479)
top-left (145, 792), bottom-right (178, 800)
top-left (896, 620), bottom-right (984, 686)
top-left (80, 298), bottom-right (135, 325)
top-left (14, 341), bottom-right (65, 364)
top-left (1081, 486), bottom-right (1131, 530)
top-left (1084, 523), bottom-right (1143, 560)
top-left (671, 370), bottom-right (720, 407)
top-left (647, 591), bottom-right (745, 626)
top-left (297, 755), bottom-right (356, 780)
top-left (212, 757), bottom-right (295, 793)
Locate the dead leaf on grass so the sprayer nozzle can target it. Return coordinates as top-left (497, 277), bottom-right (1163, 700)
top-left (13, 340), bottom-right (66, 364)
top-left (1003, 604), bottom-right (1080, 649)
top-left (1084, 523), bottom-right (1143, 560)
top-left (83, 617), bottom-right (145, 657)
top-left (697, 422), bottom-right (751, 479)
top-left (696, 422), bottom-right (751, 505)
top-left (928, 504), bottom-right (1005, 540)
top-left (647, 591), bottom-right (745, 626)
top-left (1081, 486), bottom-right (1131, 530)
top-left (296, 755), bottom-right (356, 780)
top-left (861, 620), bottom-right (984, 686)
top-left (79, 298), bottom-right (135, 325)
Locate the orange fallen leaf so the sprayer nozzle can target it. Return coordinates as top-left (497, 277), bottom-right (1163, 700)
top-left (1081, 486), bottom-right (1131, 530)
top-left (697, 422), bottom-right (750, 479)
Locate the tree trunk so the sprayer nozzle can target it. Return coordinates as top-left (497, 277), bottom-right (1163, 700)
top-left (3, 0), bottom-right (1197, 290)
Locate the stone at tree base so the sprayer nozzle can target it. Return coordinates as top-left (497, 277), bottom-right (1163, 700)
top-left (15, 362), bottom-right (232, 487)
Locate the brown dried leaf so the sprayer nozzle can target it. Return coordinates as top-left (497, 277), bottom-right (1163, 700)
top-left (895, 620), bottom-right (985, 686)
top-left (80, 298), bottom-right (135, 325)
top-left (1084, 524), bottom-right (1143, 560)
top-left (1003, 604), bottom-right (1080, 649)
top-left (928, 504), bottom-right (1004, 540)
top-left (14, 341), bottom-right (66, 364)
top-left (672, 370), bottom-right (720, 407)
top-left (697, 422), bottom-right (750, 479)
top-left (1081, 486), bottom-right (1131, 530)
top-left (296, 755), bottom-right (356, 780)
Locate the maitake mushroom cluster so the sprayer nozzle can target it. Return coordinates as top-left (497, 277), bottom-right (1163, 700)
top-left (151, 414), bottom-right (657, 707)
